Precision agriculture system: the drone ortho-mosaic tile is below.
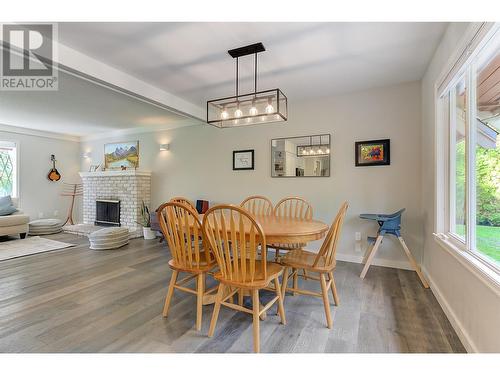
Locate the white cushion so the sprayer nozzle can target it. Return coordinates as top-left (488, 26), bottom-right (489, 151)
top-left (89, 227), bottom-right (129, 238)
top-left (0, 213), bottom-right (30, 227)
top-left (28, 218), bottom-right (64, 235)
top-left (89, 227), bottom-right (129, 250)
top-left (29, 219), bottom-right (63, 227)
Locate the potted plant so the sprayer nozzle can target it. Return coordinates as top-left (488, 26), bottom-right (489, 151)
top-left (137, 201), bottom-right (156, 240)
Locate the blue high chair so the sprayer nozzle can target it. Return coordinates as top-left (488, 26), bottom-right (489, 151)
top-left (359, 209), bottom-right (429, 288)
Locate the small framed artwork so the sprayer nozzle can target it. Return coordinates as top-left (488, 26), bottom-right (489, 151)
top-left (355, 139), bottom-right (390, 166)
top-left (104, 141), bottom-right (139, 169)
top-left (233, 149), bottom-right (255, 170)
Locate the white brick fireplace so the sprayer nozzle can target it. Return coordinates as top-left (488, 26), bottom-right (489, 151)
top-left (79, 170), bottom-right (151, 237)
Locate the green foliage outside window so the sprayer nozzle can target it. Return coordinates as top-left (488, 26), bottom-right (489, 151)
top-left (0, 151), bottom-right (14, 197)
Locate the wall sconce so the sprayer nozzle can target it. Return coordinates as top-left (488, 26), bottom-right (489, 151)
top-left (83, 152), bottom-right (91, 159)
top-left (160, 144), bottom-right (170, 151)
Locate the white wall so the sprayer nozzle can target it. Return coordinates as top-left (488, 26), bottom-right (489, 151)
top-left (0, 126), bottom-right (81, 222)
top-left (421, 23), bottom-right (500, 352)
top-left (81, 81), bottom-right (422, 268)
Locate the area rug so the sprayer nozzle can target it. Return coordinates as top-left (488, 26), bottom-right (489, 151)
top-left (0, 236), bottom-right (75, 261)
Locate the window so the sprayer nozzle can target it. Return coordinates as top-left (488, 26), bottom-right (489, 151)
top-left (440, 27), bottom-right (500, 269)
top-left (475, 44), bottom-right (500, 265)
top-left (0, 141), bottom-right (18, 198)
top-left (450, 76), bottom-right (467, 240)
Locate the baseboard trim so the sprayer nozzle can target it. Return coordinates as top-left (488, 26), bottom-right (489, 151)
top-left (336, 253), bottom-right (413, 271)
top-left (422, 267), bottom-right (477, 353)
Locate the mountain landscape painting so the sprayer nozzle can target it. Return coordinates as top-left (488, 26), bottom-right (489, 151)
top-left (104, 141), bottom-right (139, 169)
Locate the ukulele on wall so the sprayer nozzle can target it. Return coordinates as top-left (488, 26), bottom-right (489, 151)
top-left (47, 154), bottom-right (61, 182)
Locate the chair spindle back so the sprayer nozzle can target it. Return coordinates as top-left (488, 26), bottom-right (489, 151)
top-left (240, 196), bottom-right (273, 216)
top-left (274, 197), bottom-right (313, 220)
top-left (157, 202), bottom-right (213, 270)
top-left (313, 202), bottom-right (348, 268)
top-left (170, 196), bottom-right (197, 211)
top-left (203, 205), bottom-right (267, 283)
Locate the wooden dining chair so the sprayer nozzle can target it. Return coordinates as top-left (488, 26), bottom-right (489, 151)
top-left (269, 197), bottom-right (313, 256)
top-left (203, 205), bottom-right (286, 353)
top-left (157, 202), bottom-right (218, 331)
top-left (280, 202), bottom-right (348, 329)
top-left (240, 195), bottom-right (273, 216)
top-left (268, 197), bottom-right (313, 285)
top-left (170, 196), bottom-right (197, 211)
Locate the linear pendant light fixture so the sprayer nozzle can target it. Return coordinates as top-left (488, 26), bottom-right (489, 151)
top-left (297, 135), bottom-right (330, 157)
top-left (207, 42), bottom-right (288, 128)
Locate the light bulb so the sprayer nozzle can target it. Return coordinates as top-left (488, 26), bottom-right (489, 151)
top-left (249, 100), bottom-right (258, 116)
top-left (221, 108), bottom-right (229, 119)
top-left (326, 148), bottom-right (330, 154)
top-left (318, 149), bottom-right (324, 154)
top-left (265, 98), bottom-right (274, 114)
top-left (234, 108), bottom-right (243, 118)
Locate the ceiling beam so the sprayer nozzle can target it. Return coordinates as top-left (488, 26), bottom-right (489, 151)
top-left (55, 42), bottom-right (206, 122)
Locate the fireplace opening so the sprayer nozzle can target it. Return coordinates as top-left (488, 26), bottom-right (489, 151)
top-left (95, 199), bottom-right (121, 226)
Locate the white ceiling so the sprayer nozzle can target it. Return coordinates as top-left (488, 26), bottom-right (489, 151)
top-left (59, 22), bottom-right (447, 105)
top-left (0, 71), bottom-right (191, 137)
top-left (1, 22), bottom-right (448, 138)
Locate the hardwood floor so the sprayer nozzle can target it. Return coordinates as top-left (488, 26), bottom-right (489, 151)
top-left (0, 233), bottom-right (465, 353)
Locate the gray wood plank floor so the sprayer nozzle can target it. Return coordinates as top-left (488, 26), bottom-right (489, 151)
top-left (0, 233), bottom-right (465, 353)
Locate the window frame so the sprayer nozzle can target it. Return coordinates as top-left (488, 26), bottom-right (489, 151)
top-left (0, 139), bottom-right (19, 199)
top-left (436, 23), bottom-right (500, 276)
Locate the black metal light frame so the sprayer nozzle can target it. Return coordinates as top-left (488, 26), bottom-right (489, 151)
top-left (296, 135), bottom-right (331, 157)
top-left (206, 42), bottom-right (288, 128)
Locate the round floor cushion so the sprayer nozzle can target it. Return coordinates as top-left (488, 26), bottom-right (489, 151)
top-left (29, 219), bottom-right (64, 235)
top-left (89, 227), bottom-right (130, 250)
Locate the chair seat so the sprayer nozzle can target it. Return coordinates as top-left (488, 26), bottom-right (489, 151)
top-left (280, 249), bottom-right (335, 272)
top-left (168, 258), bottom-right (216, 274)
top-left (213, 260), bottom-right (284, 288)
top-left (268, 242), bottom-right (306, 250)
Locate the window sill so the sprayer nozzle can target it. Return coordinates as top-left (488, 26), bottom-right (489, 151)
top-left (433, 233), bottom-right (500, 296)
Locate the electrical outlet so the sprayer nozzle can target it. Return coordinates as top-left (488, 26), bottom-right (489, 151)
top-left (355, 232), bottom-right (361, 241)
top-left (38, 212), bottom-right (44, 219)
top-left (355, 242), bottom-right (362, 253)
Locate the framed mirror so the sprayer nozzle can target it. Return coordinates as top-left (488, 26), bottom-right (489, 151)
top-left (271, 134), bottom-right (331, 177)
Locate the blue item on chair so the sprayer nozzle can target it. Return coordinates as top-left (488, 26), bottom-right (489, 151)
top-left (359, 208), bottom-right (405, 237)
top-left (358, 208), bottom-right (429, 288)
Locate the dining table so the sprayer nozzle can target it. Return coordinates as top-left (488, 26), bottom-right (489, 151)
top-left (197, 212), bottom-right (329, 318)
top-left (198, 213), bottom-right (328, 243)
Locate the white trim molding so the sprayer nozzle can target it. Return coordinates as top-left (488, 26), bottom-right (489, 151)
top-left (422, 266), bottom-right (478, 353)
top-left (79, 118), bottom-right (201, 142)
top-left (0, 122), bottom-right (80, 142)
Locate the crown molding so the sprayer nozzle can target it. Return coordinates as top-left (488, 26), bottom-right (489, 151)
top-left (0, 122), bottom-right (80, 142)
top-left (79, 118), bottom-right (202, 142)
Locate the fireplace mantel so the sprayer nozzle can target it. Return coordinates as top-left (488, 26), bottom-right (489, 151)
top-left (79, 170), bottom-right (152, 178)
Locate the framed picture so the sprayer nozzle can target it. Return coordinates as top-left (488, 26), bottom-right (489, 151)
top-left (233, 149), bottom-right (254, 170)
top-left (355, 139), bottom-right (390, 166)
top-left (104, 141), bottom-right (139, 169)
